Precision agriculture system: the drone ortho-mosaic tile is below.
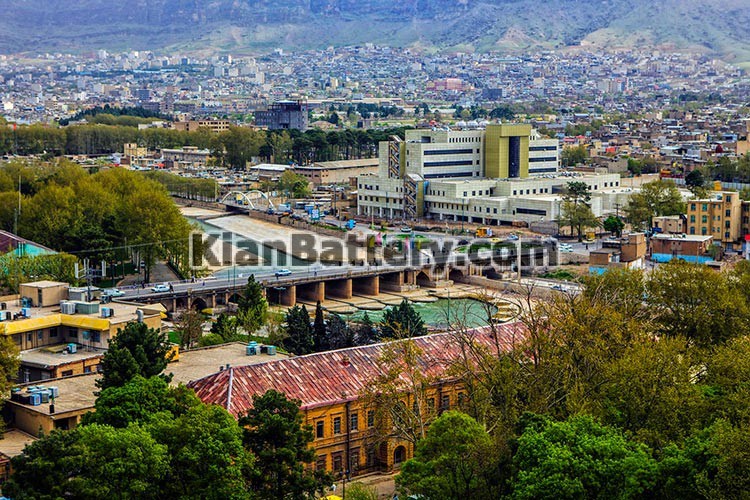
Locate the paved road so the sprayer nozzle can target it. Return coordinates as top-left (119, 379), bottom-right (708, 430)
top-left (115, 263), bottom-right (413, 301)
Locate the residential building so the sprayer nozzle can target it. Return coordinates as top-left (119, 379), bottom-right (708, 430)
top-left (189, 324), bottom-right (522, 477)
top-left (255, 101), bottom-right (309, 131)
top-left (4, 342), bottom-right (287, 438)
top-left (650, 234), bottom-right (714, 263)
top-left (686, 192), bottom-right (741, 244)
top-left (171, 119), bottom-right (230, 133)
top-left (162, 146), bottom-right (212, 168)
top-left (589, 233), bottom-right (647, 274)
top-left (652, 215), bottom-right (686, 234)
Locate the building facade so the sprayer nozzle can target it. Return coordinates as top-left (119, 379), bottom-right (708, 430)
top-left (686, 192), bottom-right (741, 244)
top-left (255, 101), bottom-right (309, 131)
top-left (189, 325), bottom-right (522, 477)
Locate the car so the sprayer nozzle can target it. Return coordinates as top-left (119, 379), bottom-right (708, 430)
top-left (151, 283), bottom-right (170, 293)
top-left (551, 284), bottom-right (565, 291)
top-left (102, 288), bottom-right (125, 297)
top-left (401, 226), bottom-right (412, 233)
top-left (507, 234), bottom-right (519, 241)
top-left (275, 269), bottom-right (292, 277)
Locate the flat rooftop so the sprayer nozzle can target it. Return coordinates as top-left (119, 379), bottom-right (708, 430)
top-left (20, 344), bottom-right (105, 369)
top-left (169, 342), bottom-right (289, 385)
top-left (652, 234), bottom-right (713, 242)
top-left (0, 299), bottom-right (160, 326)
top-left (9, 373), bottom-right (99, 415)
top-left (0, 429), bottom-right (36, 458)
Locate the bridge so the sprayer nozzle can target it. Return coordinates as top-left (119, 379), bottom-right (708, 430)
top-left (219, 190), bottom-right (275, 211)
top-left (117, 240), bottom-right (553, 314)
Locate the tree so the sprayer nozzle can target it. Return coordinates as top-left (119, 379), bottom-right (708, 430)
top-left (148, 403), bottom-right (252, 499)
top-left (381, 299), bottom-right (427, 339)
top-left (237, 275), bottom-right (268, 334)
top-left (328, 112), bottom-right (340, 126)
top-left (685, 169), bottom-right (708, 198)
top-left (602, 215), bottom-right (625, 237)
top-left (312, 301), bottom-right (328, 352)
top-left (175, 309), bottom-right (204, 349)
top-left (560, 200), bottom-right (599, 241)
top-left (625, 179), bottom-right (685, 230)
top-left (645, 260), bottom-right (750, 348)
top-left (83, 376), bottom-right (200, 428)
top-left (328, 313), bottom-right (355, 350)
top-left (278, 170), bottom-right (311, 198)
top-left (284, 305), bottom-right (314, 355)
top-left (239, 390), bottom-right (332, 499)
top-left (561, 145), bottom-right (588, 167)
top-left (397, 411), bottom-right (499, 500)
top-left (5, 424), bottom-right (171, 500)
top-left (97, 321), bottom-right (174, 390)
top-left (511, 414), bottom-right (659, 499)
top-left (489, 106), bottom-right (515, 121)
top-left (210, 312), bottom-right (239, 342)
top-left (356, 312), bottom-right (380, 344)
top-left (268, 131), bottom-right (293, 164)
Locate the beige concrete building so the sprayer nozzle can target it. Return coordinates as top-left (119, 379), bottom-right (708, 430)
top-left (296, 159), bottom-right (379, 186)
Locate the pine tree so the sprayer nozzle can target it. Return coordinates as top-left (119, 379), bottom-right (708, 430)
top-left (237, 275), bottom-right (268, 333)
top-left (328, 314), bottom-right (354, 350)
top-left (356, 312), bottom-right (380, 345)
top-left (312, 301), bottom-right (328, 352)
top-left (284, 305), bottom-right (313, 355)
top-left (381, 299), bottom-right (427, 339)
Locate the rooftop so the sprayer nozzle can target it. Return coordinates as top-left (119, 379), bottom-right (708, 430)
top-left (189, 323), bottom-right (524, 416)
top-left (20, 344), bottom-right (105, 369)
top-left (0, 429), bottom-right (36, 459)
top-left (8, 373), bottom-right (99, 416)
top-left (652, 233), bottom-right (713, 242)
top-left (169, 342), bottom-right (289, 385)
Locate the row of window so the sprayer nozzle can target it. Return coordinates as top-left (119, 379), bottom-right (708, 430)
top-left (529, 145), bottom-right (558, 151)
top-left (528, 156), bottom-right (558, 163)
top-left (512, 188), bottom-right (550, 195)
top-left (423, 148), bottom-right (475, 155)
top-left (448, 136), bottom-right (481, 143)
top-left (424, 172), bottom-right (478, 179)
top-left (689, 214), bottom-right (732, 224)
top-left (423, 160), bottom-right (476, 167)
top-left (316, 448), bottom-right (370, 473)
top-left (315, 410), bottom-right (373, 440)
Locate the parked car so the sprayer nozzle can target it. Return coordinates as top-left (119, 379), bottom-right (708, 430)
top-left (401, 226), bottom-right (412, 233)
top-left (102, 288), bottom-right (125, 297)
top-left (275, 269), bottom-right (292, 277)
top-left (151, 283), bottom-right (170, 293)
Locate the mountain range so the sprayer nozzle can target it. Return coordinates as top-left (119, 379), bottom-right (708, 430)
top-left (2, 0), bottom-right (750, 63)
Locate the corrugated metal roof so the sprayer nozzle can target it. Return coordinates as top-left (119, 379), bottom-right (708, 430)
top-left (189, 323), bottom-right (525, 416)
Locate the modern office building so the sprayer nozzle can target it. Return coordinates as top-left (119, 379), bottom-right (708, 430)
top-left (255, 100), bottom-right (309, 131)
top-left (356, 124), bottom-right (625, 225)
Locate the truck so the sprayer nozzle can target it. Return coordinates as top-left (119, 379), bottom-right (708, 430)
top-left (475, 227), bottom-right (493, 238)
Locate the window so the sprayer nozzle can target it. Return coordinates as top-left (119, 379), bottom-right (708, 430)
top-left (49, 327), bottom-right (58, 338)
top-left (350, 413), bottom-right (359, 431)
top-left (84, 365), bottom-right (92, 374)
top-left (91, 332), bottom-right (101, 343)
top-left (427, 398), bottom-right (435, 412)
top-left (68, 327), bottom-right (78, 338)
top-left (37, 331), bottom-right (43, 341)
top-left (316, 455), bottom-right (327, 471)
top-left (457, 392), bottom-right (466, 407)
top-left (316, 421), bottom-right (324, 439)
top-left (350, 448), bottom-right (360, 472)
top-left (367, 410), bottom-right (375, 428)
top-left (690, 215), bottom-right (695, 223)
top-left (440, 394), bottom-right (450, 411)
top-left (726, 210), bottom-right (732, 217)
top-left (61, 370), bottom-right (73, 377)
top-left (333, 416), bottom-right (342, 435)
top-left (702, 216), bottom-right (708, 223)
top-left (332, 453), bottom-right (343, 472)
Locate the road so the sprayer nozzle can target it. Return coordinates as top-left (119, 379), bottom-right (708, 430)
top-left (115, 263), bottom-right (413, 301)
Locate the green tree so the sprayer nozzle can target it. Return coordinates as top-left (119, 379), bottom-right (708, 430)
top-left (561, 145), bottom-right (588, 167)
top-left (511, 414), bottom-right (658, 499)
top-left (328, 313), bottom-right (354, 350)
top-left (237, 275), bottom-right (268, 334)
top-left (239, 390), bottom-right (332, 499)
top-left (356, 312), bottom-right (379, 344)
top-left (397, 411), bottom-right (499, 500)
top-left (625, 179), bottom-right (685, 230)
top-left (602, 215), bottom-right (625, 237)
top-left (97, 321), bottom-right (174, 390)
top-left (560, 200), bottom-right (599, 241)
top-left (312, 301), bottom-right (328, 352)
top-left (5, 424), bottom-right (170, 500)
top-left (210, 312), bottom-right (239, 341)
top-left (83, 376), bottom-right (200, 428)
top-left (284, 305), bottom-right (314, 355)
top-left (381, 299), bottom-right (427, 339)
top-left (685, 169), bottom-right (708, 198)
top-left (646, 260), bottom-right (750, 347)
top-left (278, 170), bottom-right (311, 198)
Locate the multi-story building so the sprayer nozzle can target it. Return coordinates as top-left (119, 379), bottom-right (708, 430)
top-left (686, 192), bottom-right (741, 244)
top-left (355, 125), bottom-right (624, 225)
top-left (171, 119), bottom-right (230, 133)
top-left (651, 234), bottom-right (715, 263)
top-left (161, 146), bottom-right (212, 168)
top-left (189, 325), bottom-right (521, 477)
top-left (255, 100), bottom-right (309, 131)
top-left (295, 159), bottom-right (379, 186)
top-left (589, 233), bottom-right (647, 274)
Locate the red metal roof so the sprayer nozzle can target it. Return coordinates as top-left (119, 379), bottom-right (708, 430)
top-left (188, 323), bottom-right (525, 416)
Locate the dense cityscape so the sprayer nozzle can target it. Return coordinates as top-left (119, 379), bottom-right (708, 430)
top-left (1, 2), bottom-right (750, 499)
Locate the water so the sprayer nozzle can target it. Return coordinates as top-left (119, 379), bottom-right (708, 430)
top-left (186, 216), bottom-right (309, 278)
top-left (346, 298), bottom-right (497, 328)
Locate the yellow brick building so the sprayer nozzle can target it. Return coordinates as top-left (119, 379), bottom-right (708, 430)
top-left (189, 325), bottom-right (521, 476)
top-left (686, 192), bottom-right (741, 244)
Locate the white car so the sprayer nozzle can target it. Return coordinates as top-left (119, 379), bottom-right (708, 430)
top-left (275, 269), bottom-right (292, 277)
top-left (102, 288), bottom-right (125, 297)
top-left (151, 283), bottom-right (170, 293)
